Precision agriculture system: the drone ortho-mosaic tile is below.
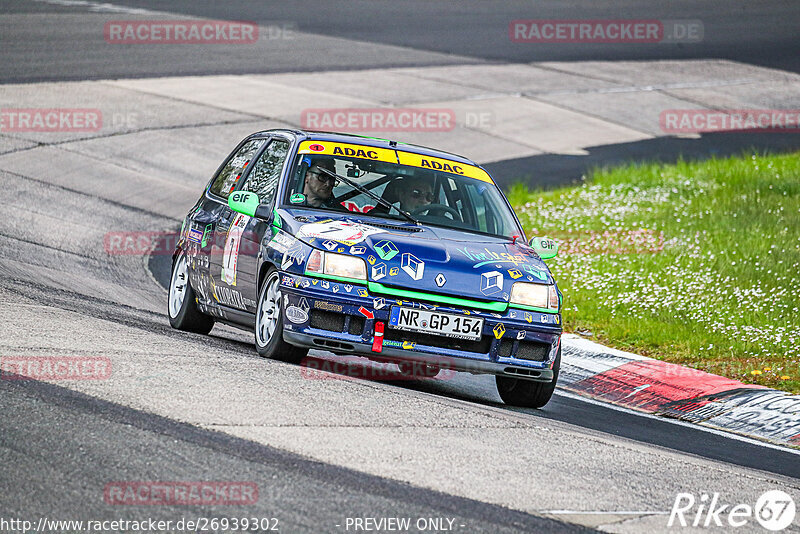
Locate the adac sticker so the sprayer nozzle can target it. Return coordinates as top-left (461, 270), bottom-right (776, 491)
top-left (290, 193), bottom-right (306, 204)
top-left (396, 152), bottom-right (493, 184)
top-left (297, 141), bottom-right (397, 164)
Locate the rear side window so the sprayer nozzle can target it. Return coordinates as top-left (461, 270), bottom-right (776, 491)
top-left (243, 139), bottom-right (290, 204)
top-left (209, 139), bottom-right (265, 199)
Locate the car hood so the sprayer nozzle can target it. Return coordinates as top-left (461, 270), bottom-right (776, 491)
top-left (279, 209), bottom-right (553, 303)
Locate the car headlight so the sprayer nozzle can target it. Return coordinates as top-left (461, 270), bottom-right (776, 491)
top-left (306, 250), bottom-right (367, 281)
top-left (510, 282), bottom-right (560, 312)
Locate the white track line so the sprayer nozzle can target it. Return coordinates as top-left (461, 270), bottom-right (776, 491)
top-left (555, 389), bottom-right (800, 456)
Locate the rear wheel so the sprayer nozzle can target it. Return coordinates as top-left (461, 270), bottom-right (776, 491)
top-left (255, 268), bottom-right (308, 363)
top-left (167, 251), bottom-right (215, 334)
top-left (495, 346), bottom-right (560, 408)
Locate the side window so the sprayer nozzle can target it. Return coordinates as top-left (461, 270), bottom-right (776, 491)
top-left (243, 139), bottom-right (290, 203)
top-left (209, 139), bottom-right (265, 199)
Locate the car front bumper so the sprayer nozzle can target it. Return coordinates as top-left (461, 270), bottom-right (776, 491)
top-left (280, 273), bottom-right (561, 382)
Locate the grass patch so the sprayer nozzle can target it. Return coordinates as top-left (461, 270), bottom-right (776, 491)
top-left (511, 152), bottom-right (800, 393)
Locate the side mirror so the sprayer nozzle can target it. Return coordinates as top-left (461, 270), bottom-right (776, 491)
top-left (228, 191), bottom-right (271, 221)
top-left (529, 236), bottom-right (558, 259)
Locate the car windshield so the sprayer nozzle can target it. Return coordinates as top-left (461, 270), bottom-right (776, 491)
top-left (283, 151), bottom-right (521, 239)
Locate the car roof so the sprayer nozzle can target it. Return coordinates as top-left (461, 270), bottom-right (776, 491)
top-left (253, 128), bottom-right (479, 167)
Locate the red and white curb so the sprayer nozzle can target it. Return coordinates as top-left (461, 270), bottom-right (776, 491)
top-left (560, 334), bottom-right (800, 448)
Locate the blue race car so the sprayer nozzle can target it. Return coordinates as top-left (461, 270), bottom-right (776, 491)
top-left (168, 130), bottom-right (562, 407)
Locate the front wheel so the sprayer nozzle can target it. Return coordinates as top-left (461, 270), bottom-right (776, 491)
top-left (255, 268), bottom-right (308, 363)
top-left (167, 251), bottom-right (215, 334)
top-left (495, 345), bottom-right (560, 408)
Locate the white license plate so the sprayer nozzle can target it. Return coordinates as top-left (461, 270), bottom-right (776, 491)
top-left (389, 307), bottom-right (484, 341)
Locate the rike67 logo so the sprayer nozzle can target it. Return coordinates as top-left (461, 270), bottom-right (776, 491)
top-left (669, 490), bottom-right (796, 531)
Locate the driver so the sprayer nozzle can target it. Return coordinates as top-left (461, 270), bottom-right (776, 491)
top-left (397, 177), bottom-right (435, 212)
top-left (302, 157), bottom-right (338, 208)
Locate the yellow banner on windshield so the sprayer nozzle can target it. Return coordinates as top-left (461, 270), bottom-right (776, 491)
top-left (298, 141), bottom-right (397, 163)
top-left (396, 152), bottom-right (494, 183)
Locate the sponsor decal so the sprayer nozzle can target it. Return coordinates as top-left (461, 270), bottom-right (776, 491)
top-left (297, 220), bottom-right (384, 246)
top-left (395, 151), bottom-right (493, 184)
top-left (480, 270), bottom-right (503, 296)
top-left (493, 323), bottom-right (506, 340)
top-left (281, 242), bottom-right (306, 269)
top-left (290, 192), bottom-right (306, 204)
top-left (267, 230), bottom-right (296, 254)
top-left (372, 263), bottom-right (387, 281)
top-left (314, 301), bottom-right (343, 312)
top-left (187, 227), bottom-right (203, 245)
top-left (435, 273), bottom-right (447, 287)
top-left (401, 253), bottom-right (425, 281)
top-left (297, 141), bottom-right (396, 163)
top-left (285, 306), bottom-right (309, 324)
top-left (221, 213), bottom-right (249, 286)
top-left (213, 285), bottom-right (246, 308)
top-left (374, 240), bottom-right (399, 261)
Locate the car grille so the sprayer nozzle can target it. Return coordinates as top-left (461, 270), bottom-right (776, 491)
top-left (348, 316), bottom-right (365, 336)
top-left (384, 328), bottom-right (492, 354)
top-left (309, 310), bottom-right (365, 337)
top-left (310, 310), bottom-right (345, 332)
top-left (516, 341), bottom-right (550, 361)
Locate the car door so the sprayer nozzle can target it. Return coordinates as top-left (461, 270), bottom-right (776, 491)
top-left (206, 137), bottom-right (266, 312)
top-left (233, 136), bottom-right (294, 312)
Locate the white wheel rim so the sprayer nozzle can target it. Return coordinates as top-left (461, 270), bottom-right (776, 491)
top-left (257, 274), bottom-right (281, 346)
top-left (168, 254), bottom-right (188, 318)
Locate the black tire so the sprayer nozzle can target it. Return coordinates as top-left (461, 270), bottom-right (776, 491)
top-left (167, 251), bottom-right (215, 335)
top-left (255, 268), bottom-right (308, 363)
top-left (495, 345), bottom-right (560, 408)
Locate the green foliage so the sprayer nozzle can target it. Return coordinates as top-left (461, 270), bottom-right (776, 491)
top-left (512, 152), bottom-right (800, 393)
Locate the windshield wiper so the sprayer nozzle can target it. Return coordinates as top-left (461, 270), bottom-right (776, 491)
top-left (318, 168), bottom-right (420, 225)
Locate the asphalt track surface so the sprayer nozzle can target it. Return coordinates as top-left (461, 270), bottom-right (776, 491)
top-left (1, 1), bottom-right (800, 532)
top-left (3, 0), bottom-right (800, 83)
